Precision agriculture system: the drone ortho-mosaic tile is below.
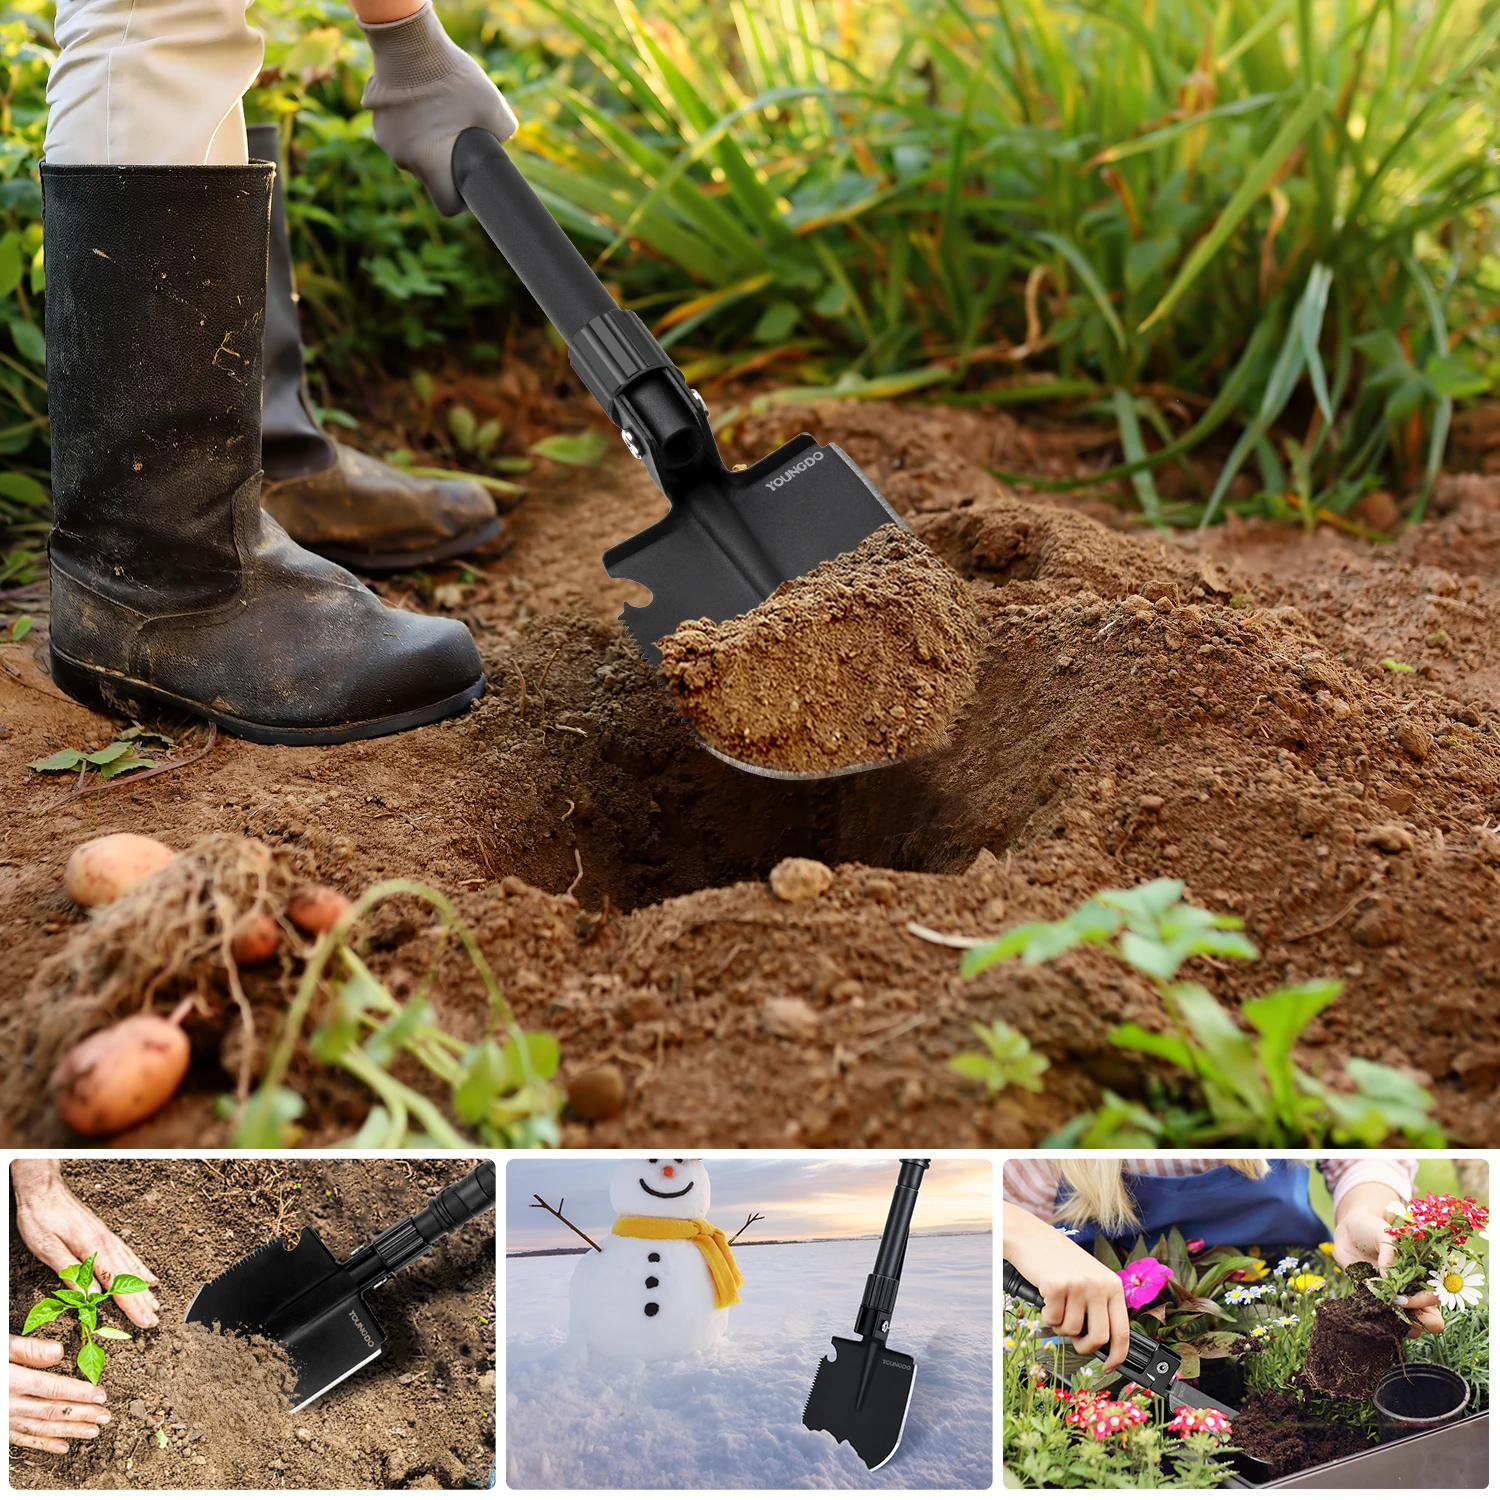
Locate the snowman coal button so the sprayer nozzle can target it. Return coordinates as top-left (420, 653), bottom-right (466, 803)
top-left (648, 1253), bottom-right (660, 1262)
top-left (644, 1302), bottom-right (660, 1316)
top-left (645, 1276), bottom-right (659, 1288)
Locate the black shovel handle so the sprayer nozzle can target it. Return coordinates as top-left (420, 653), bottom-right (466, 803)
top-left (352, 1161), bottom-right (496, 1290)
top-left (854, 1159), bottom-right (929, 1341)
top-left (1003, 1261), bottom-right (1044, 1308)
top-left (452, 128), bottom-right (616, 343)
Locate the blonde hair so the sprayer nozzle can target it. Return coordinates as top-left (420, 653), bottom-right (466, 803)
top-left (1053, 1160), bottom-right (1270, 1235)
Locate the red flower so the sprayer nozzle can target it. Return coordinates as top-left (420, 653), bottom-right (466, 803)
top-left (1078, 1401), bottom-right (1149, 1441)
top-left (1185, 1239), bottom-right (1206, 1254)
top-left (1168, 1408), bottom-right (1233, 1441)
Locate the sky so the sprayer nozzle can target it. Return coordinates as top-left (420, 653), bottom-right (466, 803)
top-left (506, 1156), bottom-right (993, 1253)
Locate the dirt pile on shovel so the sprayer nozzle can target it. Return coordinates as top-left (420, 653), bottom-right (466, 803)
top-left (1299, 1269), bottom-right (1409, 1398)
top-left (1230, 1390), bottom-right (1371, 1479)
top-left (656, 524), bottom-right (986, 775)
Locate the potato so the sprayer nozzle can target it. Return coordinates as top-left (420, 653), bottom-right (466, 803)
top-left (64, 833), bottom-right (176, 908)
top-left (52, 1011), bottom-right (192, 1136)
top-left (229, 912), bottom-right (280, 966)
top-left (286, 885), bottom-right (352, 934)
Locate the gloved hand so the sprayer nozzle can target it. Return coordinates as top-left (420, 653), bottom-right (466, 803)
top-left (361, 2), bottom-right (518, 216)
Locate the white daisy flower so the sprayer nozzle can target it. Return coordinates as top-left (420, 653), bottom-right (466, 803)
top-left (1275, 1255), bottom-right (1300, 1275)
top-left (1430, 1257), bottom-right (1485, 1311)
top-left (1275, 1314), bottom-right (1300, 1327)
top-left (1386, 1200), bottom-right (1410, 1219)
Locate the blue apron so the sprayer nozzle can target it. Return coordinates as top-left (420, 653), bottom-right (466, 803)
top-left (1055, 1160), bottom-right (1329, 1253)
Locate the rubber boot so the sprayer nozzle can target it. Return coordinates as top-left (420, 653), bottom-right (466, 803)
top-left (249, 122), bottom-right (505, 574)
top-left (42, 160), bottom-right (486, 746)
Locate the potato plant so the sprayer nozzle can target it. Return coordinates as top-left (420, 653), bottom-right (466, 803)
top-left (22, 1251), bottom-right (144, 1383)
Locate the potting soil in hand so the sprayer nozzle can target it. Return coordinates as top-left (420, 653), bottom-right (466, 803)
top-left (1300, 1273), bottom-right (1409, 1398)
top-left (1230, 1391), bottom-right (1372, 1479)
top-left (8, 1159), bottom-right (496, 1489)
top-left (655, 523), bottom-right (985, 775)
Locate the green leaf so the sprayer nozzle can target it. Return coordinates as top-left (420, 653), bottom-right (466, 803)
top-left (84, 741), bottom-right (131, 766)
top-left (10, 614), bottom-right (33, 641)
top-left (0, 233), bottom-right (22, 299)
top-left (1381, 658), bottom-right (1415, 673)
top-left (363, 993), bottom-right (432, 1068)
top-left (78, 1303), bottom-right (97, 1333)
top-left (229, 1086), bottom-right (305, 1147)
top-left (9, 317), bottom-right (44, 363)
top-left (452, 1038), bottom-right (507, 1124)
top-left (1243, 979), bottom-right (1342, 1118)
top-left (1091, 1233), bottom-right (1123, 1272)
top-left (1424, 353), bottom-right (1489, 400)
top-left (1098, 879), bottom-right (1185, 926)
top-left (1035, 231), bottom-right (1126, 351)
top-left (0, 472), bottom-right (48, 508)
top-left (347, 1106), bottom-right (397, 1147)
top-left (28, 748), bottom-right (85, 773)
top-left (98, 752), bottom-right (157, 779)
top-left (21, 1297), bottom-right (68, 1335)
top-left (959, 922), bottom-right (1054, 976)
top-left (105, 1272), bottom-right (150, 1297)
top-left (503, 1029), bottom-right (562, 1084)
top-left (448, 405), bottom-right (478, 450)
top-left (53, 1288), bottom-right (87, 1307)
top-left (1170, 982), bottom-right (1266, 1107)
top-left (1141, 86), bottom-right (1332, 331)
top-left (529, 430), bottom-right (608, 467)
top-left (76, 1251), bottom-right (99, 1292)
top-left (93, 1327), bottom-right (132, 1341)
top-left (76, 1341), bottom-right (105, 1384)
top-left (1118, 932), bottom-right (1183, 980)
top-left (752, 299), bottom-right (801, 342)
top-left (1107, 1022), bottom-right (1196, 1072)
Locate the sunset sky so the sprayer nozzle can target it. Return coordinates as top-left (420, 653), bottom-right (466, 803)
top-left (506, 1157), bottom-right (992, 1253)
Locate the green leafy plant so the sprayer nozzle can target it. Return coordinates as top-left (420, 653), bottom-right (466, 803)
top-left (228, 878), bottom-right (563, 1149)
top-left (957, 879), bottom-right (1444, 1147)
top-left (948, 1018), bottom-right (1049, 1095)
top-left (22, 1251), bottom-right (145, 1383)
top-left (27, 725), bottom-right (173, 781)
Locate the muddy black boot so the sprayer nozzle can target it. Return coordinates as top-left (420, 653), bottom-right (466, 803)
top-left (249, 123), bottom-right (504, 574)
top-left (42, 160), bottom-right (486, 745)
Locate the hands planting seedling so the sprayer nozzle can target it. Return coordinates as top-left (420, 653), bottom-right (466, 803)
top-left (22, 1251), bottom-right (145, 1383)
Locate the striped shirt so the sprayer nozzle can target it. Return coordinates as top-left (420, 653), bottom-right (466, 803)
top-left (1003, 1158), bottom-right (1415, 1223)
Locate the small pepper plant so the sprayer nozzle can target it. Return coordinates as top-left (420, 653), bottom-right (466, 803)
top-left (22, 1251), bottom-right (146, 1382)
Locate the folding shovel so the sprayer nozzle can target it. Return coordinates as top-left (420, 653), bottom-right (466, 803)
top-left (185, 1162), bottom-right (495, 1410)
top-left (451, 130), bottom-right (906, 761)
top-left (802, 1158), bottom-right (930, 1469)
top-left (1002, 1261), bottom-right (1237, 1417)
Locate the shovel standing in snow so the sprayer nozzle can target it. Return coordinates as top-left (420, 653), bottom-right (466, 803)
top-left (802, 1158), bottom-right (930, 1469)
top-left (1002, 1262), bottom-right (1236, 1417)
top-left (185, 1162), bottom-right (495, 1410)
top-left (449, 132), bottom-right (905, 694)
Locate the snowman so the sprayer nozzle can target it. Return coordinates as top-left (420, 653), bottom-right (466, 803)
top-left (566, 1158), bottom-right (744, 1359)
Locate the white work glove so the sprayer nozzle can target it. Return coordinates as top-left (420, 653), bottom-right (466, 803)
top-left (361, 2), bottom-right (518, 216)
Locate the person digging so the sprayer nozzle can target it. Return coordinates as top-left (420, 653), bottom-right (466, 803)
top-left (43, 0), bottom-right (517, 744)
top-left (8, 1161), bottom-right (159, 1455)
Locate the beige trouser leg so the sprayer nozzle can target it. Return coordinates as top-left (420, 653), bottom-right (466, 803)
top-left (45, 0), bottom-right (263, 164)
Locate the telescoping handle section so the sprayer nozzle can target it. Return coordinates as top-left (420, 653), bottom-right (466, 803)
top-left (349, 1161), bottom-right (497, 1291)
top-left (855, 1159), bottom-right (929, 1341)
top-left (1001, 1259), bottom-right (1180, 1397)
top-left (451, 128), bottom-right (708, 474)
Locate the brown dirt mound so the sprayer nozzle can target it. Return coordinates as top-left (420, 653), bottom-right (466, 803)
top-left (5, 394), bottom-right (1500, 1145)
top-left (1300, 1275), bottom-right (1408, 1399)
top-left (8, 1158), bottom-right (495, 1489)
top-left (1231, 1390), bottom-right (1371, 1479)
top-left (657, 523), bottom-right (985, 775)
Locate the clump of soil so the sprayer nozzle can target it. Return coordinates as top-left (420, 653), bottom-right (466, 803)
top-left (656, 524), bottom-right (985, 775)
top-left (8, 1159), bottom-right (495, 1489)
top-left (1300, 1271), bottom-right (1409, 1398)
top-left (1231, 1390), bottom-right (1372, 1479)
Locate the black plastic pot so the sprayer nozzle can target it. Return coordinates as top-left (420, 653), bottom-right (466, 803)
top-left (1373, 1361), bottom-right (1470, 1441)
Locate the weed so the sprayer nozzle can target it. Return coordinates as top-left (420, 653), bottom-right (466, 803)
top-left (954, 878), bottom-right (1444, 1147)
top-left (28, 725), bottom-right (173, 783)
top-left (948, 1019), bottom-right (1049, 1095)
top-left (22, 1251), bottom-right (145, 1383)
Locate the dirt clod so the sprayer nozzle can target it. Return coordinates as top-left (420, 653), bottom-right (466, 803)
top-left (566, 1064), bottom-right (627, 1121)
top-left (1231, 1390), bottom-right (1371, 1478)
top-left (1300, 1276), bottom-right (1408, 1398)
top-left (656, 524), bottom-right (985, 775)
top-left (768, 857), bottom-right (834, 902)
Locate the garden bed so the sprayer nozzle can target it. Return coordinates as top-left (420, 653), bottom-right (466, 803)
top-left (3, 392), bottom-right (1500, 1146)
top-left (6, 1158), bottom-right (495, 1488)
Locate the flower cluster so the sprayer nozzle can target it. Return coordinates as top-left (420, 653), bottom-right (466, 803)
top-left (1065, 1391), bottom-right (1151, 1441)
top-left (1167, 1407), bottom-right (1234, 1441)
top-left (1379, 1193), bottom-right (1489, 1310)
top-left (1223, 1283), bottom-right (1265, 1305)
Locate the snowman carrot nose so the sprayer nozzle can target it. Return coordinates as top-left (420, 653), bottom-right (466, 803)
top-left (662, 1165), bottom-right (676, 1178)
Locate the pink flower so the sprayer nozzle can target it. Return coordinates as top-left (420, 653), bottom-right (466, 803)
top-left (1079, 1401), bottom-right (1149, 1441)
top-left (1168, 1407), bottom-right (1233, 1441)
top-left (1119, 1256), bottom-right (1173, 1310)
top-left (1185, 1238), bottom-right (1206, 1254)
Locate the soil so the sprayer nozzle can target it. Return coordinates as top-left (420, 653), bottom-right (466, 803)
top-left (5, 383), bottom-right (1500, 1146)
top-left (656, 523), bottom-right (985, 775)
top-left (1299, 1273), bottom-right (1409, 1399)
top-left (1230, 1390), bottom-right (1372, 1479)
top-left (7, 1158), bottom-right (496, 1488)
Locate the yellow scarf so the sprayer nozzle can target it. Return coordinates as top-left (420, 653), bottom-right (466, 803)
top-left (612, 1216), bottom-right (744, 1309)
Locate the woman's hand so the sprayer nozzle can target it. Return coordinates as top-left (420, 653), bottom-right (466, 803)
top-left (8, 1336), bottom-right (110, 1454)
top-left (1332, 1182), bottom-right (1443, 1335)
top-left (11, 1162), bottom-right (159, 1329)
top-left (1003, 1201), bottom-right (1132, 1371)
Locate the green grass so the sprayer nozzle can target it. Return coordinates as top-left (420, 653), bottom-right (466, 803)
top-left (3, 0), bottom-right (1500, 580)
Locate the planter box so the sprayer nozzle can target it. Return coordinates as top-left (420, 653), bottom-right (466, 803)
top-left (1222, 1410), bottom-right (1487, 1489)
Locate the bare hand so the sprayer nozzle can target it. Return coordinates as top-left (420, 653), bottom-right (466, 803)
top-left (1006, 1220), bottom-right (1132, 1371)
top-left (1333, 1202), bottom-right (1443, 1335)
top-left (8, 1336), bottom-right (110, 1454)
top-left (11, 1162), bottom-right (159, 1328)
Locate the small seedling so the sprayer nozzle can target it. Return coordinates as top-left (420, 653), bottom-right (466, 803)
top-left (22, 1251), bottom-right (145, 1383)
top-left (1381, 657), bottom-right (1416, 673)
top-left (28, 724), bottom-right (173, 781)
top-left (954, 879), bottom-right (1445, 1147)
top-left (9, 613), bottom-right (32, 641)
top-left (529, 429), bottom-right (608, 467)
top-left (948, 1019), bottom-right (1049, 1095)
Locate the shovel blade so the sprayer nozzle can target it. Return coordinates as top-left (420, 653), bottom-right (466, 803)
top-left (604, 437), bottom-right (902, 663)
top-left (802, 1336), bottom-right (916, 1471)
top-left (184, 1226), bottom-right (385, 1410)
